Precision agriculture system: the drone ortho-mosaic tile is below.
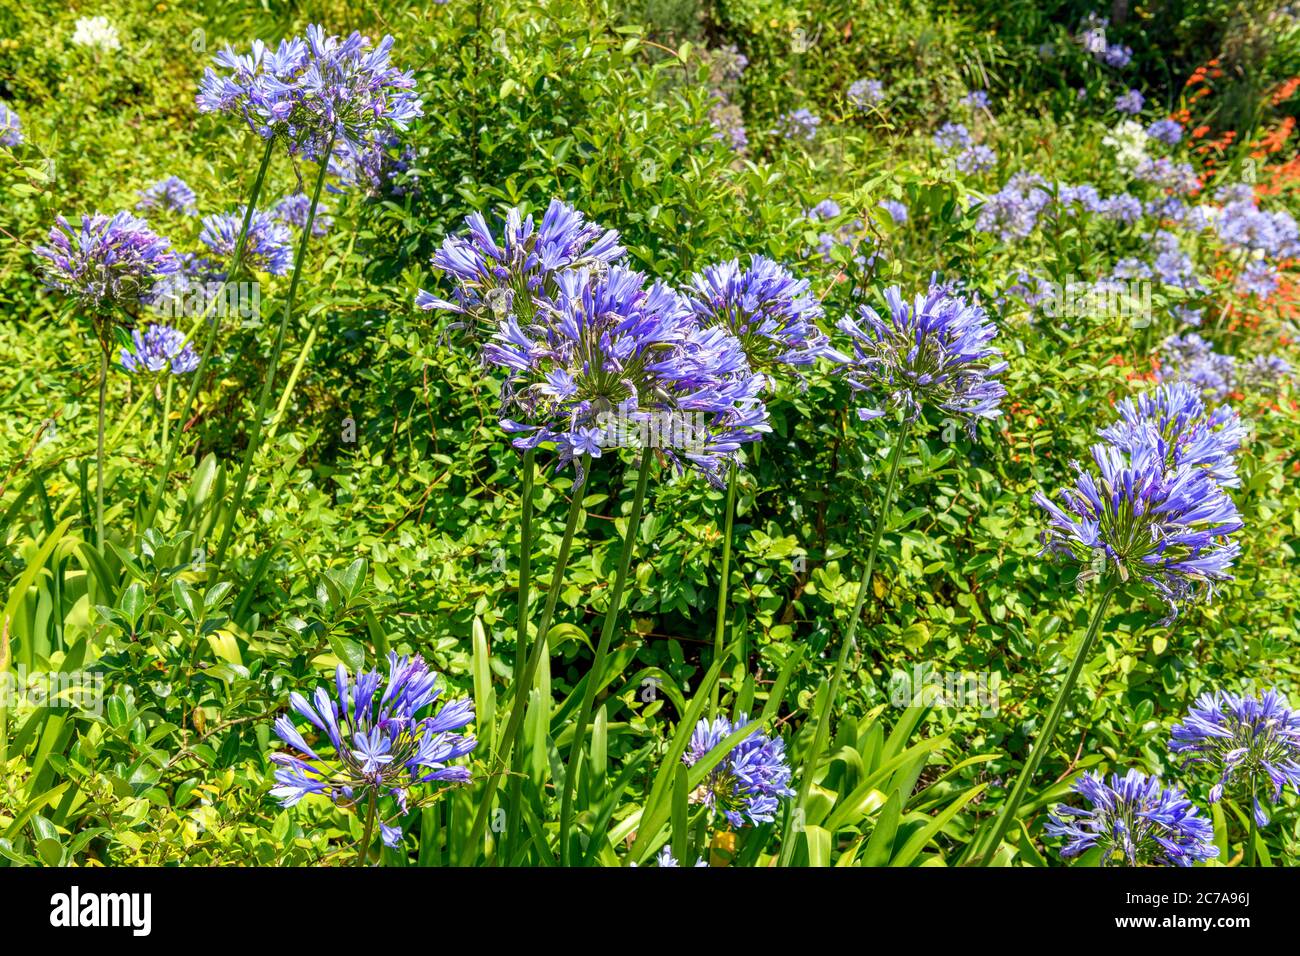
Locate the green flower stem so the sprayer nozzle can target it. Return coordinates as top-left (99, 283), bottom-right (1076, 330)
top-left (142, 137), bottom-right (276, 533)
top-left (1247, 784), bottom-right (1259, 867)
top-left (357, 791), bottom-right (377, 868)
top-left (558, 451), bottom-right (653, 865)
top-left (785, 420), bottom-right (910, 865)
top-left (710, 459), bottom-right (739, 714)
top-left (463, 456), bottom-right (589, 865)
top-left (94, 346), bottom-right (109, 549)
top-left (976, 581), bottom-right (1118, 866)
top-left (213, 135), bottom-right (334, 569)
top-left (501, 446), bottom-right (537, 863)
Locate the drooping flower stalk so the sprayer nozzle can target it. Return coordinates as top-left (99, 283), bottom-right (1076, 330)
top-left (213, 134), bottom-right (334, 569)
top-left (558, 451), bottom-right (653, 864)
top-left (142, 137), bottom-right (276, 532)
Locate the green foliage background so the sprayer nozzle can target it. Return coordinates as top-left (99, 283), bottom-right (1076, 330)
top-left (0, 0), bottom-right (1297, 866)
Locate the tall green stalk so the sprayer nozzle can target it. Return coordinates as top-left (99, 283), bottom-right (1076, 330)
top-left (1247, 784), bottom-right (1259, 867)
top-left (710, 459), bottom-right (739, 713)
top-left (784, 420), bottom-right (910, 866)
top-left (357, 792), bottom-right (377, 868)
top-left (558, 452), bottom-right (653, 865)
top-left (976, 581), bottom-right (1118, 866)
top-left (142, 137), bottom-right (276, 533)
top-left (462, 457), bottom-right (589, 865)
top-left (501, 446), bottom-right (537, 862)
top-left (213, 135), bottom-right (334, 569)
top-left (94, 346), bottom-right (109, 549)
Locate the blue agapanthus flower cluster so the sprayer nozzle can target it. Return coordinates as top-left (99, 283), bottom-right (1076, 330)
top-left (120, 322), bottom-right (199, 374)
top-left (1215, 196), bottom-right (1300, 259)
top-left (683, 713), bottom-right (794, 827)
top-left (682, 254), bottom-right (833, 377)
top-left (136, 176), bottom-right (199, 216)
top-left (1045, 770), bottom-right (1218, 866)
top-left (34, 212), bottom-right (180, 312)
top-left (878, 198), bottom-right (908, 224)
top-left (1241, 354), bottom-right (1293, 391)
top-left (1114, 89), bottom-right (1145, 114)
top-left (271, 653), bottom-right (476, 845)
top-left (197, 24), bottom-right (422, 165)
top-left (1159, 333), bottom-right (1237, 403)
top-left (974, 173), bottom-right (1052, 240)
top-left (847, 78), bottom-right (884, 109)
top-left (416, 199), bottom-right (625, 335)
top-left (273, 192), bottom-right (333, 236)
top-left (1099, 382), bottom-right (1246, 490)
top-left (1236, 260), bottom-right (1279, 300)
top-left (1, 101), bottom-right (24, 147)
top-left (955, 143), bottom-right (997, 175)
top-left (835, 280), bottom-right (1007, 430)
top-left (199, 206), bottom-right (294, 276)
top-left (933, 121), bottom-right (972, 151)
top-left (774, 108), bottom-right (821, 141)
top-left (1170, 690), bottom-right (1300, 826)
top-left (482, 264), bottom-right (768, 485)
top-left (1147, 119), bottom-right (1184, 145)
top-left (1034, 396), bottom-right (1242, 620)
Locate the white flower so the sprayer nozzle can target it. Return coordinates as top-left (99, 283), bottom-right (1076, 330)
top-left (71, 16), bottom-right (122, 52)
top-left (1102, 119), bottom-right (1150, 174)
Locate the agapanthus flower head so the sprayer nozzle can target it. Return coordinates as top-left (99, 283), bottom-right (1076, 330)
top-left (933, 121), bottom-right (972, 151)
top-left (961, 90), bottom-right (990, 109)
top-left (273, 192), bottom-right (333, 236)
top-left (1215, 198), bottom-right (1299, 258)
top-left (1158, 333), bottom-right (1236, 403)
top-left (1241, 354), bottom-right (1292, 392)
top-left (774, 108), bottom-right (820, 141)
top-left (974, 172), bottom-right (1052, 240)
top-left (709, 98), bottom-right (749, 153)
top-left (197, 24), bottom-right (422, 165)
top-left (120, 322), bottom-right (199, 374)
top-left (136, 176), bottom-right (199, 216)
top-left (836, 280), bottom-right (1007, 430)
top-left (199, 206), bottom-right (294, 276)
top-left (417, 199), bottom-right (625, 337)
top-left (1099, 382), bottom-right (1246, 489)
top-left (683, 713), bottom-right (794, 827)
top-left (1236, 260), bottom-right (1279, 300)
top-left (847, 78), bottom-right (884, 109)
top-left (651, 846), bottom-right (708, 867)
top-left (482, 265), bottom-right (768, 485)
top-left (1170, 690), bottom-right (1300, 825)
top-left (1114, 89), bottom-right (1145, 114)
top-left (1034, 426), bottom-right (1241, 621)
top-left (0, 102), bottom-right (22, 147)
top-left (955, 143), bottom-right (997, 174)
top-left (878, 198), bottom-right (908, 224)
top-left (1102, 44), bottom-right (1133, 68)
top-left (34, 212), bottom-right (180, 314)
top-left (683, 255), bottom-right (831, 380)
top-left (271, 652), bottom-right (476, 843)
top-left (327, 128), bottom-right (418, 197)
top-left (1147, 119), bottom-right (1183, 145)
top-left (1045, 770), bottom-right (1218, 866)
